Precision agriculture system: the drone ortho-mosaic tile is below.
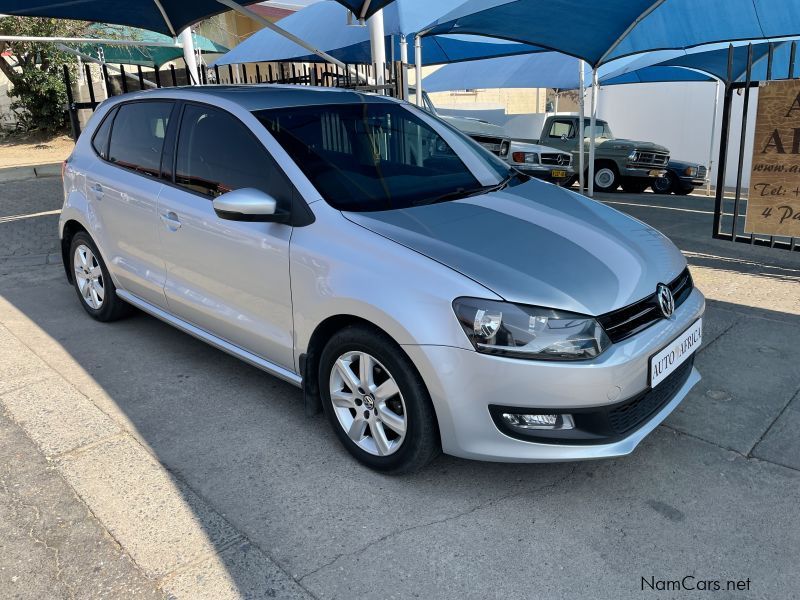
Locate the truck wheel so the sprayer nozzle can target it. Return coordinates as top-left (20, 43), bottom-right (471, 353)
top-left (651, 172), bottom-right (674, 194)
top-left (593, 163), bottom-right (619, 192)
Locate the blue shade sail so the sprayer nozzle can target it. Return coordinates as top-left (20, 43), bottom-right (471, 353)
top-left (212, 1), bottom-right (542, 66)
top-left (422, 0), bottom-right (800, 67)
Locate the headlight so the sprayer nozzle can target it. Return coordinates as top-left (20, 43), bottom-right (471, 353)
top-left (684, 166), bottom-right (698, 177)
top-left (511, 151), bottom-right (539, 164)
top-left (452, 298), bottom-right (611, 361)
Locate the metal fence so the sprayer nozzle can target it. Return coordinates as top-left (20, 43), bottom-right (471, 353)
top-left (714, 41), bottom-right (800, 253)
top-left (64, 59), bottom-right (406, 139)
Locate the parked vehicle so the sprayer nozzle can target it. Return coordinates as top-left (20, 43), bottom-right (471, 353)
top-left (414, 89), bottom-right (573, 184)
top-left (532, 115), bottom-right (670, 193)
top-left (507, 140), bottom-right (574, 185)
top-left (60, 86), bottom-right (704, 473)
top-left (652, 160), bottom-right (707, 195)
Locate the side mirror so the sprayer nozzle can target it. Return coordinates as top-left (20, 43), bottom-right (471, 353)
top-left (561, 133), bottom-right (569, 141)
top-left (212, 188), bottom-right (289, 223)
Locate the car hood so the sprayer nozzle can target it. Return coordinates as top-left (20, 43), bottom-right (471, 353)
top-left (597, 138), bottom-right (670, 153)
top-left (440, 115), bottom-right (506, 138)
top-left (343, 181), bottom-right (686, 316)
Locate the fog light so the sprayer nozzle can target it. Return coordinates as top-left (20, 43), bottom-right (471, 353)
top-left (501, 413), bottom-right (575, 430)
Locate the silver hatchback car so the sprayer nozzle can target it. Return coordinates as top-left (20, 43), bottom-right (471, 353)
top-left (60, 86), bottom-right (704, 473)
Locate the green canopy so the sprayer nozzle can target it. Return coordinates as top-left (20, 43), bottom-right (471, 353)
top-left (79, 25), bottom-right (228, 68)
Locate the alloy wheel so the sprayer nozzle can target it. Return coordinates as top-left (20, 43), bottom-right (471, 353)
top-left (73, 244), bottom-right (105, 310)
top-left (329, 351), bottom-right (407, 456)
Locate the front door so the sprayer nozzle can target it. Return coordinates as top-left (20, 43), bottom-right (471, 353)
top-left (157, 103), bottom-right (295, 370)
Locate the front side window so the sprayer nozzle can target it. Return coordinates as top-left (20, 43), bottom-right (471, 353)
top-left (583, 120), bottom-right (614, 140)
top-left (255, 102), bottom-right (513, 212)
top-left (549, 120), bottom-right (574, 139)
top-left (107, 101), bottom-right (173, 176)
top-left (175, 104), bottom-right (291, 208)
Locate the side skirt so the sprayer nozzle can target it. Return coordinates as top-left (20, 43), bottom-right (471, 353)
top-left (115, 290), bottom-right (303, 388)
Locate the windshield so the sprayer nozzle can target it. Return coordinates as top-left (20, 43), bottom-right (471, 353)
top-left (584, 119), bottom-right (614, 140)
top-left (254, 102), bottom-right (513, 212)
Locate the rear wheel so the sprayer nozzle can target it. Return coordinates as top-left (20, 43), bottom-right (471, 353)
top-left (319, 325), bottom-right (439, 473)
top-left (69, 232), bottom-right (132, 322)
top-left (651, 172), bottom-right (675, 194)
top-left (593, 163), bottom-right (619, 192)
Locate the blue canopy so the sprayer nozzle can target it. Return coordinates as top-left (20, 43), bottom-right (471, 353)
top-left (334, 0), bottom-right (396, 20)
top-left (422, 52), bottom-right (714, 92)
top-left (0, 0), bottom-right (262, 37)
top-left (213, 1), bottom-right (542, 66)
top-left (422, 0), bottom-right (800, 67)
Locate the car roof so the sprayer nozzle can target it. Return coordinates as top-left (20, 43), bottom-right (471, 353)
top-left (103, 84), bottom-right (398, 112)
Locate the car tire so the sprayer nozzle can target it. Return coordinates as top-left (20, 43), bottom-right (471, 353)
top-left (621, 179), bottom-right (649, 194)
top-left (592, 163), bottom-right (619, 192)
top-left (69, 232), bottom-right (133, 322)
top-left (319, 324), bottom-right (440, 474)
top-left (651, 172), bottom-right (675, 194)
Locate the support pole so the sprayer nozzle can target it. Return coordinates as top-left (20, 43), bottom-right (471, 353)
top-left (180, 27), bottom-right (199, 85)
top-left (415, 35), bottom-right (422, 107)
top-left (367, 9), bottom-right (386, 90)
top-left (713, 45), bottom-right (736, 238)
top-left (588, 68), bottom-right (598, 197)
top-left (707, 80), bottom-right (721, 196)
top-left (399, 35), bottom-right (409, 101)
top-left (578, 62), bottom-right (586, 193)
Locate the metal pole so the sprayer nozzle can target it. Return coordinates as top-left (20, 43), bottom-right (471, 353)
top-left (0, 35), bottom-right (180, 47)
top-left (415, 35), bottom-right (422, 107)
top-left (399, 35), bottom-right (409, 101)
top-left (180, 27), bottom-right (199, 85)
top-left (368, 9), bottom-right (386, 90)
top-left (713, 45), bottom-right (735, 238)
top-left (732, 44), bottom-right (754, 239)
top-left (707, 80), bottom-right (721, 196)
top-left (588, 68), bottom-right (599, 197)
top-left (578, 62), bottom-right (586, 193)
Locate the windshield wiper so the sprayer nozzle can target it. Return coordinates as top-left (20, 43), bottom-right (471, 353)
top-left (415, 174), bottom-right (514, 207)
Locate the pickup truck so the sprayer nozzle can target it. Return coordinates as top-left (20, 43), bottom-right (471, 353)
top-left (533, 115), bottom-right (670, 193)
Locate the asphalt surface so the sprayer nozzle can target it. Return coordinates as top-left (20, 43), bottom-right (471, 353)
top-left (1, 177), bottom-right (798, 599)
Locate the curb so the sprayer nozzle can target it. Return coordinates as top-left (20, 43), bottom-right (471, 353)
top-left (0, 162), bottom-right (62, 183)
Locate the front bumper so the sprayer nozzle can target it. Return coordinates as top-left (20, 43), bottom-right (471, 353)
top-left (678, 175), bottom-right (706, 188)
top-left (513, 164), bottom-right (574, 182)
top-left (403, 288), bottom-right (705, 462)
top-left (623, 166), bottom-right (668, 178)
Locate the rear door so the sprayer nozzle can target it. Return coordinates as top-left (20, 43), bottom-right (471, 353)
top-left (156, 102), bottom-right (295, 370)
top-left (87, 100), bottom-right (175, 307)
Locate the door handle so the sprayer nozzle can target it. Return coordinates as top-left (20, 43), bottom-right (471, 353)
top-left (90, 183), bottom-right (104, 200)
top-left (160, 211), bottom-right (182, 231)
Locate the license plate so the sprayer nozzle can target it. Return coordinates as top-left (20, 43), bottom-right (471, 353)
top-left (649, 319), bottom-right (702, 388)
top-left (551, 169), bottom-right (567, 178)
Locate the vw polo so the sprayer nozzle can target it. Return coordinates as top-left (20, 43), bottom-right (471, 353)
top-left (60, 86), bottom-right (704, 473)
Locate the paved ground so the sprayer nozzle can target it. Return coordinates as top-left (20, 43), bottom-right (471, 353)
top-left (1, 177), bottom-right (799, 599)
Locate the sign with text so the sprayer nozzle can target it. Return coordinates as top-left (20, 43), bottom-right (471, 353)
top-left (746, 80), bottom-right (800, 237)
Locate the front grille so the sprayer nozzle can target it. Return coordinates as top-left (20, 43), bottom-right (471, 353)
top-left (607, 356), bottom-right (694, 435)
top-left (541, 152), bottom-right (572, 166)
top-left (597, 268), bottom-right (694, 343)
top-left (697, 165), bottom-right (708, 178)
top-left (471, 135), bottom-right (509, 157)
top-left (631, 151), bottom-right (669, 167)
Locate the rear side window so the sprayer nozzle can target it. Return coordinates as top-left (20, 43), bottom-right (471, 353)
top-left (108, 101), bottom-right (173, 177)
top-left (91, 107), bottom-right (116, 159)
top-left (174, 104), bottom-right (291, 208)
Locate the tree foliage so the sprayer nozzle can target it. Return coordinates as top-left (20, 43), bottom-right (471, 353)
top-left (0, 17), bottom-right (88, 134)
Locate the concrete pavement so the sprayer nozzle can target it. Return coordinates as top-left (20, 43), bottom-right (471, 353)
top-left (1, 178), bottom-right (799, 599)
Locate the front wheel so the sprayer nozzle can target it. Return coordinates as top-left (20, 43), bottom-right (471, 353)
top-left (319, 325), bottom-right (439, 473)
top-left (651, 172), bottom-right (675, 194)
top-left (593, 164), bottom-right (619, 192)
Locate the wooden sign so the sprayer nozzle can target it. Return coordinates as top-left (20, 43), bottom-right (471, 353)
top-left (746, 80), bottom-right (800, 237)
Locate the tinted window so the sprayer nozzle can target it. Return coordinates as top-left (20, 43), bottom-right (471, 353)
top-left (175, 104), bottom-right (291, 207)
top-left (255, 103), bottom-right (490, 212)
top-left (108, 101), bottom-right (173, 176)
top-left (91, 107), bottom-right (116, 159)
top-left (549, 120), bottom-right (574, 139)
